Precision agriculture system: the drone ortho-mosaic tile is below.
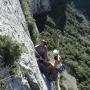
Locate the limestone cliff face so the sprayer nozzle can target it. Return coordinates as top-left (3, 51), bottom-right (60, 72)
top-left (29, 0), bottom-right (51, 14)
top-left (0, 0), bottom-right (48, 90)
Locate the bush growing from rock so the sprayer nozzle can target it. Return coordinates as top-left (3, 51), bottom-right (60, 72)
top-left (0, 35), bottom-right (22, 67)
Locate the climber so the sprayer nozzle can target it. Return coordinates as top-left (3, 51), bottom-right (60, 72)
top-left (35, 39), bottom-right (49, 74)
top-left (35, 39), bottom-right (48, 61)
top-left (46, 49), bottom-right (65, 81)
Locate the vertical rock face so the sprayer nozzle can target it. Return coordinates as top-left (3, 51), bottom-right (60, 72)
top-left (62, 71), bottom-right (78, 90)
top-left (0, 0), bottom-right (48, 90)
top-left (29, 0), bottom-right (51, 14)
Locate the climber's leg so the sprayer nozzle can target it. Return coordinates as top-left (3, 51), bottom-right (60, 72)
top-left (37, 60), bottom-right (47, 74)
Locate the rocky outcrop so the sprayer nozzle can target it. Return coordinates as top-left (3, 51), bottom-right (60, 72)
top-left (29, 0), bottom-right (51, 14)
top-left (0, 0), bottom-right (48, 90)
top-left (62, 71), bottom-right (78, 90)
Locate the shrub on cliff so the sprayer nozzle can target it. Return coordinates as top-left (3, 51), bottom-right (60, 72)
top-left (0, 35), bottom-right (22, 67)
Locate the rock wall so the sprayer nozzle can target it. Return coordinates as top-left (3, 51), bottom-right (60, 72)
top-left (29, 0), bottom-right (51, 14)
top-left (0, 0), bottom-right (48, 90)
top-left (62, 71), bottom-right (78, 90)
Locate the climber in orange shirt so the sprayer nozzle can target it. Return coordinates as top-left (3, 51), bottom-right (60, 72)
top-left (45, 49), bottom-right (62, 81)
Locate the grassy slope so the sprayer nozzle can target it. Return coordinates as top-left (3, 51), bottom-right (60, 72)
top-left (40, 3), bottom-right (90, 90)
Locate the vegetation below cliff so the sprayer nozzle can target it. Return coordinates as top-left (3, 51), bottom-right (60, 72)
top-left (36, 1), bottom-right (90, 90)
top-left (19, 0), bottom-right (90, 90)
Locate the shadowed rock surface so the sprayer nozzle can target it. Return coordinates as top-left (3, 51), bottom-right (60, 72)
top-left (29, 0), bottom-right (51, 14)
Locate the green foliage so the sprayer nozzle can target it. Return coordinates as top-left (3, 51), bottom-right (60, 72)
top-left (19, 0), bottom-right (38, 44)
top-left (0, 74), bottom-right (4, 80)
top-left (68, 87), bottom-right (74, 90)
top-left (79, 80), bottom-right (90, 90)
top-left (40, 30), bottom-right (58, 50)
top-left (0, 35), bottom-right (22, 67)
top-left (60, 73), bottom-right (65, 83)
top-left (60, 84), bottom-right (66, 90)
top-left (40, 3), bottom-right (90, 90)
top-left (0, 80), bottom-right (10, 90)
